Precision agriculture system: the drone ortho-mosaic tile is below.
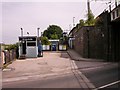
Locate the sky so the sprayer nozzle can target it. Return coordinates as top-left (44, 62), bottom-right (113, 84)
top-left (1, 0), bottom-right (118, 44)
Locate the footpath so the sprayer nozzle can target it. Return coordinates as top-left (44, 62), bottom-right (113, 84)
top-left (67, 49), bottom-right (117, 70)
top-left (67, 49), bottom-right (105, 62)
top-left (2, 52), bottom-right (72, 82)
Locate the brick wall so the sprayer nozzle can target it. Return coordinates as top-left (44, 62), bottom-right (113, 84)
top-left (74, 27), bottom-right (84, 57)
top-left (72, 11), bottom-right (119, 61)
top-left (74, 25), bottom-right (108, 59)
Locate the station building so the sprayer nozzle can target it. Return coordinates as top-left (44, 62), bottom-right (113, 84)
top-left (18, 36), bottom-right (41, 58)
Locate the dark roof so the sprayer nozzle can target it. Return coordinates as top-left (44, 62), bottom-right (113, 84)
top-left (69, 26), bottom-right (78, 35)
top-left (111, 4), bottom-right (120, 12)
top-left (19, 36), bottom-right (37, 38)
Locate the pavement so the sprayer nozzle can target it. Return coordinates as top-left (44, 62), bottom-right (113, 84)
top-left (67, 49), bottom-right (105, 62)
top-left (67, 49), bottom-right (116, 69)
top-left (2, 52), bottom-right (71, 79)
top-left (2, 51), bottom-right (99, 89)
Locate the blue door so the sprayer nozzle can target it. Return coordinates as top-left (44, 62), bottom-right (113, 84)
top-left (52, 45), bottom-right (56, 51)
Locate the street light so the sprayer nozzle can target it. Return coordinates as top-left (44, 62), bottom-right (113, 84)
top-left (20, 28), bottom-right (23, 37)
top-left (73, 17), bottom-right (75, 27)
top-left (37, 28), bottom-right (40, 37)
top-left (27, 32), bottom-right (29, 36)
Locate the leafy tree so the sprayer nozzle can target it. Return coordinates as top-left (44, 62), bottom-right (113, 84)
top-left (5, 43), bottom-right (18, 50)
top-left (43, 25), bottom-right (63, 39)
top-left (41, 36), bottom-right (50, 45)
top-left (51, 34), bottom-right (58, 39)
top-left (85, 10), bottom-right (96, 26)
top-left (76, 19), bottom-right (86, 29)
top-left (95, 16), bottom-right (104, 27)
top-left (79, 19), bottom-right (85, 27)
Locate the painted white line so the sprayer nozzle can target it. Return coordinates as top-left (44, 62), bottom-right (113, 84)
top-left (94, 80), bottom-right (120, 90)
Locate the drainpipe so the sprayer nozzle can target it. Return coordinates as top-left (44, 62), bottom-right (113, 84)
top-left (115, 0), bottom-right (118, 7)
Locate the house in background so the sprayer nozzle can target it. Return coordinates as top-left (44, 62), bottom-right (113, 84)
top-left (68, 26), bottom-right (77, 49)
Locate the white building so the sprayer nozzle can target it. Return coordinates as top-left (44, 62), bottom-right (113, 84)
top-left (19, 36), bottom-right (38, 58)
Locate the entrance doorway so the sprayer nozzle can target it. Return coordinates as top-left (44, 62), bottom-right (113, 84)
top-left (22, 41), bottom-right (26, 54)
top-left (52, 44), bottom-right (56, 51)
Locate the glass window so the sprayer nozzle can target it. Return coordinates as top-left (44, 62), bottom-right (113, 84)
top-left (113, 11), bottom-right (115, 19)
top-left (27, 42), bottom-right (36, 46)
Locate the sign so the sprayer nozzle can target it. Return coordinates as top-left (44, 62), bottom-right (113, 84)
top-left (19, 37), bottom-right (37, 41)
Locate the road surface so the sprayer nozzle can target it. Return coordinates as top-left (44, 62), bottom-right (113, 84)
top-left (75, 61), bottom-right (120, 89)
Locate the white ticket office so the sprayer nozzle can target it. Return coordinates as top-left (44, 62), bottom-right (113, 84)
top-left (19, 36), bottom-right (38, 58)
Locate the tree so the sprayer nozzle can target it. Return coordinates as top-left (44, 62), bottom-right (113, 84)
top-left (43, 25), bottom-right (63, 39)
top-left (51, 34), bottom-right (58, 39)
top-left (41, 36), bottom-right (50, 45)
top-left (95, 16), bottom-right (104, 27)
top-left (85, 10), bottom-right (96, 26)
top-left (79, 19), bottom-right (85, 27)
top-left (5, 43), bottom-right (18, 50)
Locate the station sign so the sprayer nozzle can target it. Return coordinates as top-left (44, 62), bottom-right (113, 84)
top-left (19, 37), bottom-right (37, 41)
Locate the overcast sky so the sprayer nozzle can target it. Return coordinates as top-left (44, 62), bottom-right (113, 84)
top-left (1, 0), bottom-right (117, 44)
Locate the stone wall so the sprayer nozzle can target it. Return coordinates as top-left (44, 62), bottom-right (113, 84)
top-left (74, 26), bottom-right (108, 60)
top-left (71, 10), bottom-right (119, 61)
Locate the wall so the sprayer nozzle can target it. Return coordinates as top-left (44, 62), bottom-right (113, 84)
top-left (111, 21), bottom-right (120, 61)
top-left (1, 49), bottom-right (16, 68)
top-left (73, 11), bottom-right (111, 60)
top-left (70, 10), bottom-right (119, 61)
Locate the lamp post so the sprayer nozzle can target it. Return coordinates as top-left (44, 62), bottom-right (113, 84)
top-left (20, 28), bottom-right (23, 37)
top-left (20, 28), bottom-right (24, 55)
top-left (27, 32), bottom-right (29, 36)
top-left (41, 32), bottom-right (43, 37)
top-left (115, 0), bottom-right (118, 7)
top-left (73, 17), bottom-right (75, 27)
top-left (37, 28), bottom-right (40, 37)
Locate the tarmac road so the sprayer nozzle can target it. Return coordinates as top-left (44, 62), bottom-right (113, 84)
top-left (76, 61), bottom-right (119, 89)
top-left (67, 49), bottom-right (120, 89)
top-left (2, 73), bottom-right (81, 88)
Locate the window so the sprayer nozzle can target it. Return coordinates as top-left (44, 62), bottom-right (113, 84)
top-left (27, 42), bottom-right (36, 46)
top-left (116, 9), bottom-right (119, 17)
top-left (112, 11), bottom-right (115, 19)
